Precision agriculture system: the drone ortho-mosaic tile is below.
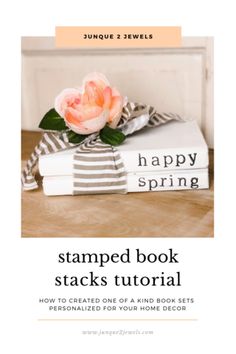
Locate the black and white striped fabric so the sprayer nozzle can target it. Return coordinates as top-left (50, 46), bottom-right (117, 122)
top-left (73, 138), bottom-right (126, 195)
top-left (22, 102), bottom-right (183, 194)
top-left (22, 131), bottom-right (74, 190)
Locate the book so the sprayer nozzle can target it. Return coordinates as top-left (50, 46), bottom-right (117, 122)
top-left (42, 168), bottom-right (209, 196)
top-left (38, 121), bottom-right (209, 176)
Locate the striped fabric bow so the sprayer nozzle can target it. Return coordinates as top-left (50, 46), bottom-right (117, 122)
top-left (22, 102), bottom-right (183, 195)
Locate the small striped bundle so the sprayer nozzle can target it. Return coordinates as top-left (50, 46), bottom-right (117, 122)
top-left (22, 102), bottom-right (183, 195)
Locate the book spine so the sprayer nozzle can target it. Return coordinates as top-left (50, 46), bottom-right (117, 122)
top-left (39, 154), bottom-right (74, 177)
top-left (127, 169), bottom-right (209, 192)
top-left (120, 147), bottom-right (209, 172)
top-left (39, 147), bottom-right (209, 177)
top-left (42, 169), bottom-right (209, 196)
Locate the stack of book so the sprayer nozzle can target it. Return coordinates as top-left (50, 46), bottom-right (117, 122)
top-left (39, 121), bottom-right (209, 196)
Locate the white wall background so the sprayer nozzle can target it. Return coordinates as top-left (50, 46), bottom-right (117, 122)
top-left (22, 37), bottom-right (214, 147)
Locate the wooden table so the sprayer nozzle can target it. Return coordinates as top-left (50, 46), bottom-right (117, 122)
top-left (21, 131), bottom-right (214, 238)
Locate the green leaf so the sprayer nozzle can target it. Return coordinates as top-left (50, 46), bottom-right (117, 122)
top-left (38, 108), bottom-right (67, 131)
top-left (100, 125), bottom-right (126, 146)
top-left (67, 130), bottom-right (86, 144)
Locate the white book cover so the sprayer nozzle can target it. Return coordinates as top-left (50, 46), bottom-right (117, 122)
top-left (42, 168), bottom-right (209, 196)
top-left (39, 121), bottom-right (209, 176)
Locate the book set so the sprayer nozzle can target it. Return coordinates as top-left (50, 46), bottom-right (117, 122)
top-left (22, 72), bottom-right (209, 196)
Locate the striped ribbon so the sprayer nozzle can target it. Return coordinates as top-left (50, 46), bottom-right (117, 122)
top-left (73, 138), bottom-right (127, 195)
top-left (22, 132), bottom-right (74, 190)
top-left (22, 102), bottom-right (183, 194)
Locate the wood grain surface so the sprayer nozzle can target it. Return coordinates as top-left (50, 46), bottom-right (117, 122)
top-left (21, 131), bottom-right (214, 238)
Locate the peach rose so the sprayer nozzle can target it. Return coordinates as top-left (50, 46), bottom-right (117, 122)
top-left (54, 73), bottom-right (124, 135)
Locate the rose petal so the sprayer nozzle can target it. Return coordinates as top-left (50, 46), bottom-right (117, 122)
top-left (81, 92), bottom-right (89, 105)
top-left (54, 88), bottom-right (82, 117)
top-left (108, 96), bottom-right (123, 128)
top-left (112, 87), bottom-right (121, 97)
top-left (82, 72), bottom-right (110, 91)
top-left (83, 105), bottom-right (103, 120)
top-left (103, 86), bottom-right (112, 109)
top-left (65, 105), bottom-right (103, 124)
top-left (68, 109), bottom-right (109, 135)
top-left (85, 81), bottom-right (104, 106)
top-left (66, 122), bottom-right (86, 135)
top-left (65, 107), bottom-right (85, 125)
